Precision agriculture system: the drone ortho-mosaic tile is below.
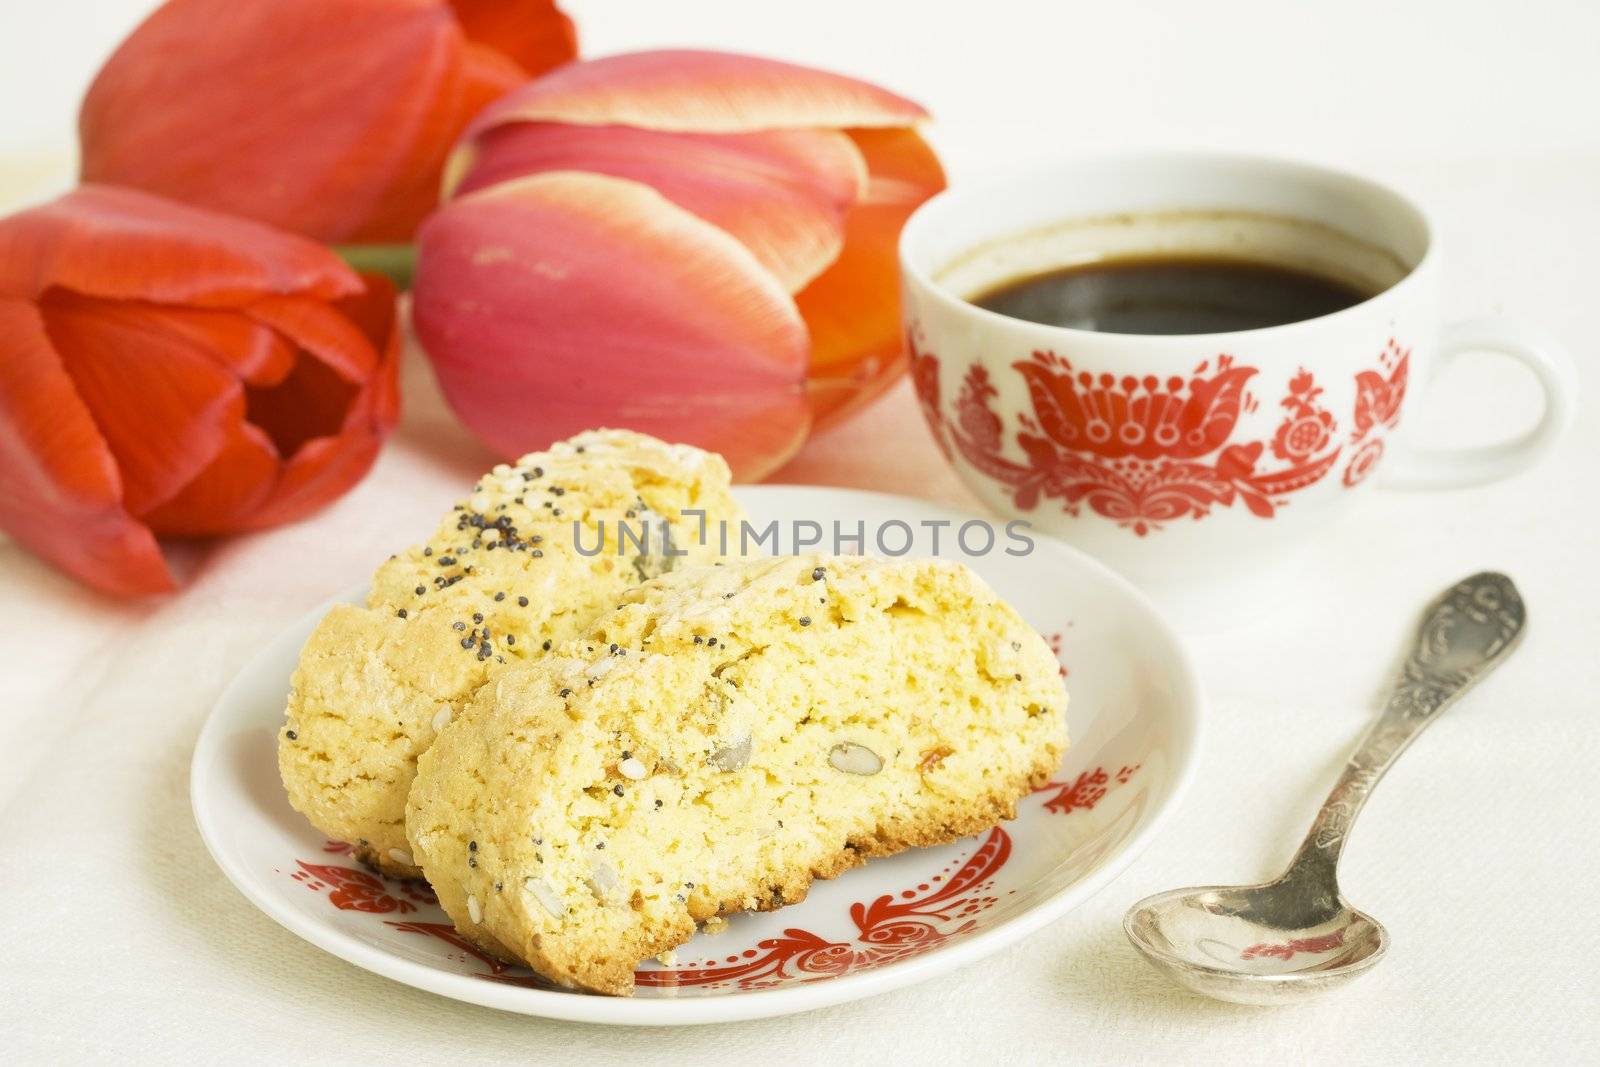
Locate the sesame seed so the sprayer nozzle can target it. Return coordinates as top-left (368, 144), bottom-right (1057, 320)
top-left (542, 640), bottom-right (552, 651)
top-left (693, 636), bottom-right (703, 644)
top-left (559, 688), bottom-right (572, 698)
top-left (494, 592), bottom-right (506, 602)
top-left (812, 566), bottom-right (826, 581)
top-left (468, 840), bottom-right (477, 851)
top-left (454, 621), bottom-right (466, 631)
top-left (595, 841), bottom-right (605, 850)
top-left (707, 637), bottom-right (717, 647)
top-left (798, 616), bottom-right (811, 626)
top-left (613, 784), bottom-right (625, 796)
top-left (506, 634), bottom-right (516, 645)
top-left (423, 547), bottom-right (433, 556)
top-left (389, 848), bottom-right (414, 867)
top-left (473, 613), bottom-right (483, 623)
top-left (396, 608), bottom-right (408, 619)
top-left (655, 799), bottom-right (663, 808)
top-left (414, 586), bottom-right (426, 596)
top-left (461, 637), bottom-right (474, 649)
top-left (466, 894), bottom-right (482, 924)
top-left (619, 757), bottom-right (648, 780)
top-left (285, 730), bottom-right (297, 741)
top-left (532, 549), bottom-right (544, 558)
top-left (517, 596), bottom-right (529, 607)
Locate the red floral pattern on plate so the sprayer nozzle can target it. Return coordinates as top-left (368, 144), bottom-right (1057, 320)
top-left (292, 861), bottom-right (416, 914)
top-left (290, 763), bottom-right (1143, 993)
top-left (1033, 763), bottom-right (1141, 815)
top-left (919, 342), bottom-right (1344, 535)
top-left (1043, 630), bottom-right (1069, 677)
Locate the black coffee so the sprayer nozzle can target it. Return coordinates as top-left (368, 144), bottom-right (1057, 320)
top-left (972, 255), bottom-right (1374, 335)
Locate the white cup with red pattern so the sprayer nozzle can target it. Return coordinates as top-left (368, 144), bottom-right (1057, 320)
top-left (899, 152), bottom-right (1575, 617)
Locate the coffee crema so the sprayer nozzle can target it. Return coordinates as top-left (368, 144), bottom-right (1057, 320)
top-left (972, 254), bottom-right (1375, 335)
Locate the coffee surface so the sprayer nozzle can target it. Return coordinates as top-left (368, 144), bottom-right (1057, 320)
top-left (972, 255), bottom-right (1374, 335)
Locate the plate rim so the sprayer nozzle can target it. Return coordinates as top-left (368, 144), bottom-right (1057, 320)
top-left (190, 483), bottom-right (1205, 1025)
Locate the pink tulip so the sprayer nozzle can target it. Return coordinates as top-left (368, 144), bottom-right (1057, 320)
top-left (413, 50), bottom-right (945, 480)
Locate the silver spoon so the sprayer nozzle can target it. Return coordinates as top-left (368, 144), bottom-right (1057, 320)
top-left (1125, 571), bottom-right (1526, 1005)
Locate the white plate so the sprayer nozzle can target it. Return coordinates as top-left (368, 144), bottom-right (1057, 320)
top-left (191, 485), bottom-right (1203, 1025)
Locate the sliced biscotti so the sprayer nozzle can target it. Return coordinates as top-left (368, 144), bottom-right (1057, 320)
top-left (406, 554), bottom-right (1068, 995)
top-left (278, 430), bottom-right (743, 877)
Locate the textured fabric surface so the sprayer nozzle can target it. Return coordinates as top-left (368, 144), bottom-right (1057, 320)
top-left (3, 92), bottom-right (1598, 1067)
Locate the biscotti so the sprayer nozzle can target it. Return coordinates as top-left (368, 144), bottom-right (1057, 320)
top-left (406, 554), bottom-right (1068, 994)
top-left (278, 430), bottom-right (743, 876)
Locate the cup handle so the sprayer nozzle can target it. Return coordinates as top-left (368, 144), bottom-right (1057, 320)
top-left (1379, 316), bottom-right (1577, 489)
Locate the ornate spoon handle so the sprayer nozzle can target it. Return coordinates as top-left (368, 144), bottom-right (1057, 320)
top-left (1285, 572), bottom-right (1527, 889)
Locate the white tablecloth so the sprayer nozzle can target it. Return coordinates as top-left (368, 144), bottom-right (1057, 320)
top-left (4, 1), bottom-right (1598, 1062)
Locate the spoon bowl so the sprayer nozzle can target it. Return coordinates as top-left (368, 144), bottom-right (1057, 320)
top-left (1125, 884), bottom-right (1388, 1005)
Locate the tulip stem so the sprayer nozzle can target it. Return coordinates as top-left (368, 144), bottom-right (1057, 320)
top-left (333, 243), bottom-right (417, 289)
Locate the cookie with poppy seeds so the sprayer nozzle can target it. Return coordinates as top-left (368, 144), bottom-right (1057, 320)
top-left (278, 430), bottom-right (743, 877)
top-left (405, 554), bottom-right (1067, 994)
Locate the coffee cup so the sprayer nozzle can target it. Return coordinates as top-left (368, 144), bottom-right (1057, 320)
top-left (899, 151), bottom-right (1575, 618)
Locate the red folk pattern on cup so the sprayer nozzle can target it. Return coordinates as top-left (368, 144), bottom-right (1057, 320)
top-left (1341, 339), bottom-right (1411, 488)
top-left (915, 340), bottom-right (1344, 535)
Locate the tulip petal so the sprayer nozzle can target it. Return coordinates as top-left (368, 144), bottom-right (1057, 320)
top-left (42, 291), bottom-right (245, 517)
top-left (0, 185), bottom-right (359, 306)
top-left (453, 123), bottom-right (865, 291)
top-left (79, 0), bottom-right (470, 242)
top-left (244, 296), bottom-right (380, 383)
top-left (248, 277), bottom-right (403, 527)
top-left (0, 297), bottom-right (173, 595)
top-left (449, 0), bottom-right (577, 76)
top-left (797, 128), bottom-right (946, 426)
top-left (116, 303), bottom-right (297, 386)
top-left (140, 421), bottom-right (279, 536)
top-left (468, 49), bottom-right (928, 136)
top-left (414, 172), bottom-right (809, 480)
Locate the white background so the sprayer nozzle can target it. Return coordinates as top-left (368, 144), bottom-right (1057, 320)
top-left (2, 1), bottom-right (1598, 1064)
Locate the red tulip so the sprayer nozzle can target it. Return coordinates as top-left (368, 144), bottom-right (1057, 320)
top-left (0, 185), bottom-right (400, 596)
top-left (414, 50), bottom-right (945, 480)
top-left (79, 0), bottom-right (577, 243)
